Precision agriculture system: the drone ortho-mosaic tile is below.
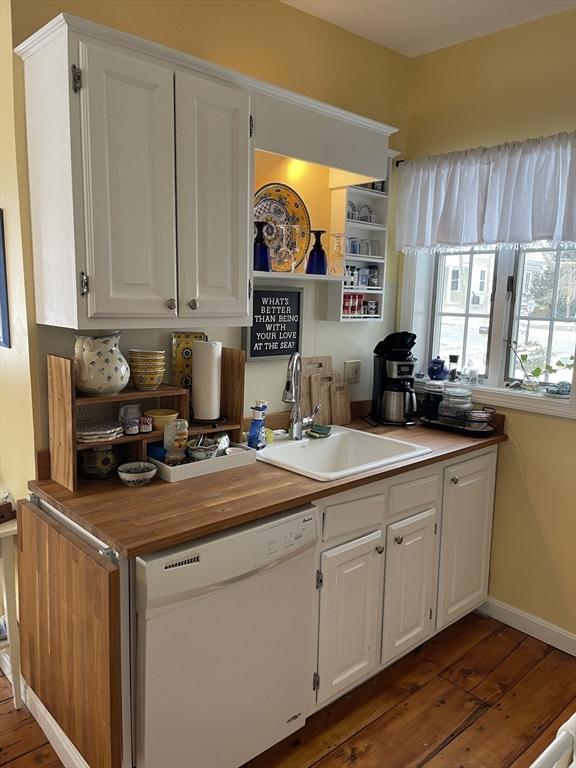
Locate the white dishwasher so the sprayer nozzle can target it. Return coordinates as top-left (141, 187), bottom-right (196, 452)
top-left (135, 506), bottom-right (318, 768)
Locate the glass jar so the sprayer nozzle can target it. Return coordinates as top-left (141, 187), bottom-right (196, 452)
top-left (438, 386), bottom-right (473, 418)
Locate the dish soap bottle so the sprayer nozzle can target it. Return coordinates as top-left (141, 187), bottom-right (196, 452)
top-left (248, 400), bottom-right (268, 450)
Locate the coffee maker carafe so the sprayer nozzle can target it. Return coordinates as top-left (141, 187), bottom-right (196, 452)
top-left (371, 332), bottom-right (418, 425)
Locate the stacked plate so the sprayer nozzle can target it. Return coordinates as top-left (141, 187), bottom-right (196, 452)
top-left (129, 349), bottom-right (166, 391)
top-left (77, 421), bottom-right (124, 444)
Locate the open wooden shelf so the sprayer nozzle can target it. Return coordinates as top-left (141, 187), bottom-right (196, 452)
top-left (76, 422), bottom-right (242, 451)
top-left (47, 350), bottom-right (245, 490)
top-left (76, 384), bottom-right (187, 405)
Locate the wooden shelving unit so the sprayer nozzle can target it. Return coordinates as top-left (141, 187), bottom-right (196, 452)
top-left (47, 348), bottom-right (245, 490)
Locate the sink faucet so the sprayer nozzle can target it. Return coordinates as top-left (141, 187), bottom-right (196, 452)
top-left (282, 352), bottom-right (321, 440)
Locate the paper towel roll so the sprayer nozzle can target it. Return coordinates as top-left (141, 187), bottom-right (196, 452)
top-left (191, 341), bottom-right (222, 420)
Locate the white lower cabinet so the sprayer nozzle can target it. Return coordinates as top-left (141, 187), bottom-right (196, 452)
top-left (381, 507), bottom-right (438, 664)
top-left (436, 452), bottom-right (496, 629)
top-left (316, 529), bottom-right (384, 704)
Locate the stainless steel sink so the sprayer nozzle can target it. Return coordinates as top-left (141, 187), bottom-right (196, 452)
top-left (257, 426), bottom-right (432, 481)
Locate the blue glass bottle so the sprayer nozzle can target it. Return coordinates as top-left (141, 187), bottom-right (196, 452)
top-left (306, 230), bottom-right (327, 275)
top-left (253, 221), bottom-right (271, 272)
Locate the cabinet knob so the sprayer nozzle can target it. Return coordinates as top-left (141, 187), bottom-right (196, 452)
top-left (450, 476), bottom-right (460, 485)
top-left (188, 299), bottom-right (199, 310)
top-left (166, 298), bottom-right (177, 310)
top-left (394, 536), bottom-right (403, 545)
top-left (375, 545), bottom-right (384, 555)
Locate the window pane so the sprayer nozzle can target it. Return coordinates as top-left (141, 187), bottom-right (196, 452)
top-left (512, 319), bottom-right (550, 379)
top-left (465, 317), bottom-right (490, 375)
top-left (549, 321), bottom-right (576, 382)
top-left (437, 316), bottom-right (465, 362)
top-left (555, 250), bottom-right (576, 320)
top-left (519, 251), bottom-right (557, 318)
top-left (468, 253), bottom-right (495, 315)
top-left (440, 253), bottom-right (470, 314)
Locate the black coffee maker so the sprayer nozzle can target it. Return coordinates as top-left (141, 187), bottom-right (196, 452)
top-left (371, 332), bottom-right (418, 425)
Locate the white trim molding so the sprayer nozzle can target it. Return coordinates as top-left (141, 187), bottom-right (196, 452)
top-left (481, 597), bottom-right (576, 656)
top-left (23, 681), bottom-right (90, 768)
top-left (15, 14), bottom-right (396, 137)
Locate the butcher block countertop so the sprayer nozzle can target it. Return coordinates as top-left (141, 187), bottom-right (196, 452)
top-left (28, 422), bottom-right (506, 559)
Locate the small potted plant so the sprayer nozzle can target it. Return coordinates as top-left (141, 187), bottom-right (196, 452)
top-left (504, 339), bottom-right (573, 395)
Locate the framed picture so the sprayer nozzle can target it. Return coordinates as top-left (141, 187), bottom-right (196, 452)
top-left (0, 210), bottom-right (10, 349)
top-left (243, 287), bottom-right (302, 361)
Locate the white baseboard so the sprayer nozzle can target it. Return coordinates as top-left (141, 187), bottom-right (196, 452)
top-left (481, 597), bottom-right (576, 656)
top-left (19, 679), bottom-right (89, 768)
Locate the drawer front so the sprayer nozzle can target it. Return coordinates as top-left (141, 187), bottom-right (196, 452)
top-left (388, 474), bottom-right (439, 518)
top-left (322, 492), bottom-right (385, 542)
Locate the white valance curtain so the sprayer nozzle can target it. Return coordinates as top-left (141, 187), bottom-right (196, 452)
top-left (396, 132), bottom-right (576, 250)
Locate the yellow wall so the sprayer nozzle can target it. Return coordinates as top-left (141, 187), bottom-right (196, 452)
top-left (407, 12), bottom-right (576, 634)
top-left (0, 0), bottom-right (37, 501)
top-left (408, 9), bottom-right (576, 157)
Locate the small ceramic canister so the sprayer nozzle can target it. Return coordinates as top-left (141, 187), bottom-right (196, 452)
top-left (123, 417), bottom-right (140, 435)
top-left (139, 415), bottom-right (153, 433)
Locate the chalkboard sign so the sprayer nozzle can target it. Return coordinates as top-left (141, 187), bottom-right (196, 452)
top-left (244, 287), bottom-right (302, 361)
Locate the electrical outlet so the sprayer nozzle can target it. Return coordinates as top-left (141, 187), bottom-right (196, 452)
top-left (344, 360), bottom-right (361, 384)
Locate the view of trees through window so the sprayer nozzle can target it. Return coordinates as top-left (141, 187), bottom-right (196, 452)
top-left (511, 247), bottom-right (576, 383)
top-left (431, 243), bottom-right (576, 386)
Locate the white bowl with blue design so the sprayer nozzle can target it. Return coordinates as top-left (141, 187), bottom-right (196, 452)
top-left (117, 462), bottom-right (157, 486)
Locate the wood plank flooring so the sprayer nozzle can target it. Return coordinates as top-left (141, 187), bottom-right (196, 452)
top-left (0, 613), bottom-right (573, 767)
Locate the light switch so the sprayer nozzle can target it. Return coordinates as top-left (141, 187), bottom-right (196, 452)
top-left (344, 360), bottom-right (361, 384)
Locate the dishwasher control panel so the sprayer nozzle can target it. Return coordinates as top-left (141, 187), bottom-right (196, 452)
top-left (256, 510), bottom-right (316, 566)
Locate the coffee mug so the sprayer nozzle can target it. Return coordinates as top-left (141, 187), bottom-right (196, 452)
top-left (139, 415), bottom-right (153, 433)
top-left (119, 403), bottom-right (142, 422)
top-left (123, 417), bottom-right (140, 435)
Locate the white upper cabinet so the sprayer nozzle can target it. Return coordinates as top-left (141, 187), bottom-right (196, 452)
top-left (437, 452), bottom-right (497, 629)
top-left (79, 43), bottom-right (177, 319)
top-left (17, 14), bottom-right (396, 330)
top-left (176, 71), bottom-right (251, 320)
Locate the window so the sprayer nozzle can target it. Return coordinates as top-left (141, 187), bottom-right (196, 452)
top-left (431, 247), bottom-right (496, 377)
top-left (478, 270), bottom-right (487, 293)
top-left (424, 241), bottom-right (576, 407)
top-left (450, 269), bottom-right (460, 292)
top-left (509, 245), bottom-right (576, 383)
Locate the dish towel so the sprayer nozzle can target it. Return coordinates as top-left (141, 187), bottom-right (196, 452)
top-left (553, 713), bottom-right (576, 768)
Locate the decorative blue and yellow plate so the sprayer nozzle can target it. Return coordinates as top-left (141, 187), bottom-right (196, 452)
top-left (254, 183), bottom-right (311, 269)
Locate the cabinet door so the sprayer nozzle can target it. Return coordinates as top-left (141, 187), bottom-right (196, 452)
top-left (437, 452), bottom-right (496, 629)
top-left (317, 530), bottom-right (383, 704)
top-left (17, 501), bottom-right (121, 768)
top-left (381, 508), bottom-right (437, 664)
top-left (176, 71), bottom-right (251, 322)
top-left (79, 42), bottom-right (177, 318)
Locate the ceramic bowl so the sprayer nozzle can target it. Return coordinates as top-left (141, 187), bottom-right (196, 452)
top-left (117, 461), bottom-right (157, 486)
top-left (145, 409), bottom-right (179, 430)
top-left (129, 363), bottom-right (166, 373)
top-left (129, 349), bottom-right (166, 357)
top-left (187, 444), bottom-right (219, 461)
top-left (132, 371), bottom-right (164, 391)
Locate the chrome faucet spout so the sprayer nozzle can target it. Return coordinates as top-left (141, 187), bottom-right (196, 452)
top-left (282, 353), bottom-right (321, 440)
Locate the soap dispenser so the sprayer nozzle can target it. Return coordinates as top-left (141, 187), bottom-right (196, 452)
top-left (247, 400), bottom-right (268, 450)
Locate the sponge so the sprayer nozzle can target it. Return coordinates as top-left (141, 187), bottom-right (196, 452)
top-left (305, 424), bottom-right (332, 438)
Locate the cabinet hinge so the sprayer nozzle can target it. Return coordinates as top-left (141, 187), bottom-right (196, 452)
top-left (248, 279), bottom-right (252, 300)
top-left (98, 547), bottom-right (118, 565)
top-left (79, 271), bottom-right (89, 296)
top-left (312, 672), bottom-right (320, 691)
top-left (434, 523), bottom-right (437, 535)
top-left (429, 608), bottom-right (433, 620)
top-left (71, 65), bottom-right (82, 93)
top-left (250, 114), bottom-right (254, 138)
top-left (316, 569), bottom-right (323, 589)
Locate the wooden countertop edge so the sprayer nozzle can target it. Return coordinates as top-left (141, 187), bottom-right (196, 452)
top-left (28, 429), bottom-right (507, 559)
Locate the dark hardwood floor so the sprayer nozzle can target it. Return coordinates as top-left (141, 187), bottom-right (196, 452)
top-left (0, 613), bottom-right (574, 767)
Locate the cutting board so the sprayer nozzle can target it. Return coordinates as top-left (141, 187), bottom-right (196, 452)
top-left (310, 372), bottom-right (339, 425)
top-left (301, 357), bottom-right (333, 416)
top-left (330, 381), bottom-right (351, 425)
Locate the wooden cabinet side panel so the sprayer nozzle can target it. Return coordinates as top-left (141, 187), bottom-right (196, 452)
top-left (17, 501), bottom-right (121, 768)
